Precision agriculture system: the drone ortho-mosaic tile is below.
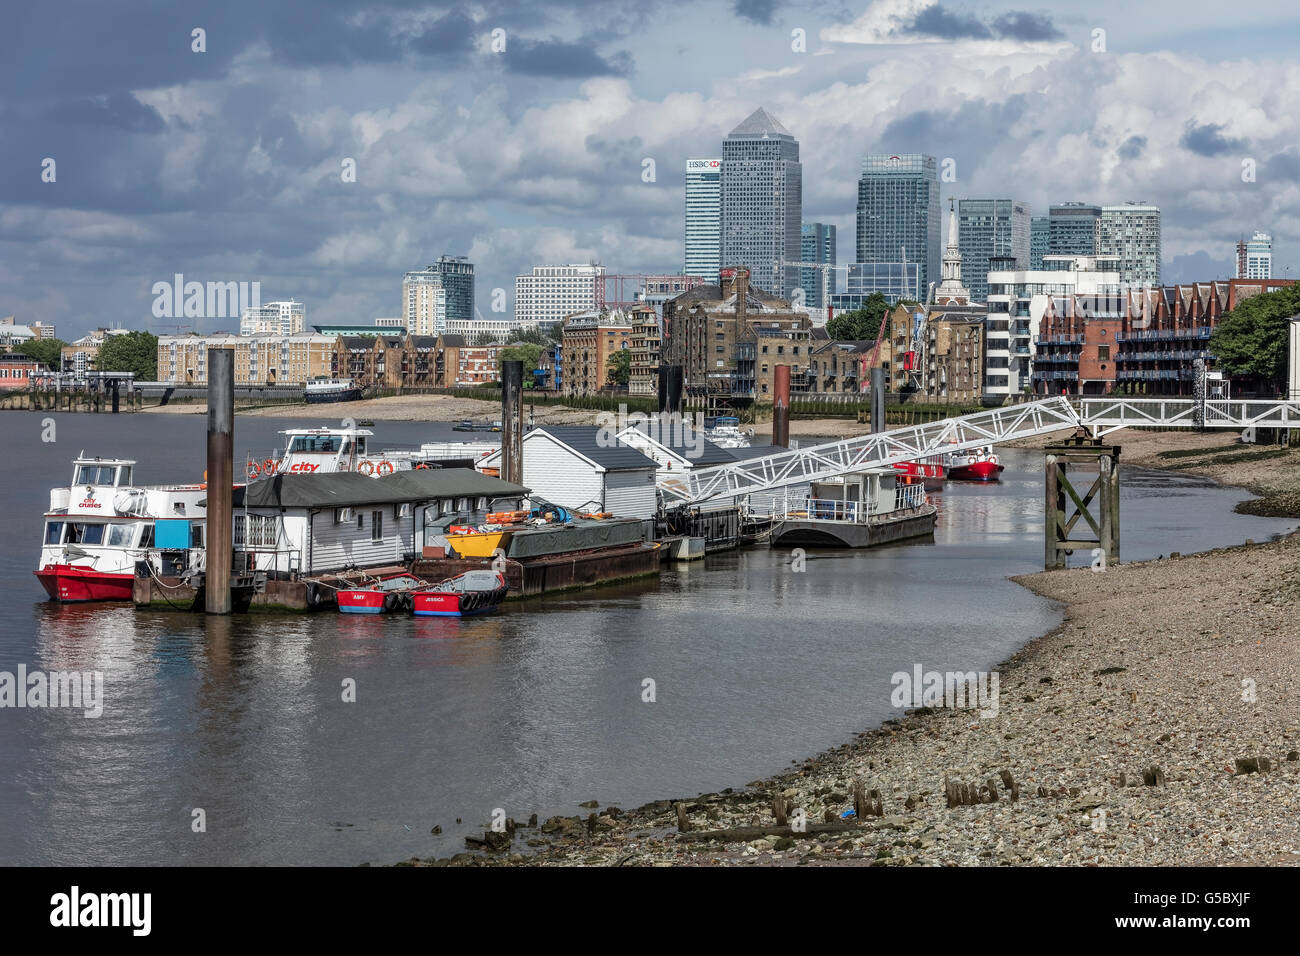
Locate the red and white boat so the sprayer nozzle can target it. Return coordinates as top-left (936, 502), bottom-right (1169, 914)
top-left (945, 446), bottom-right (1004, 482)
top-left (411, 570), bottom-right (508, 617)
top-left (35, 455), bottom-right (214, 602)
top-left (336, 573), bottom-right (425, 614)
top-left (893, 455), bottom-right (946, 486)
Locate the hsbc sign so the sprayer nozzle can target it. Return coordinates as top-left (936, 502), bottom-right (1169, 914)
top-left (687, 159), bottom-right (721, 171)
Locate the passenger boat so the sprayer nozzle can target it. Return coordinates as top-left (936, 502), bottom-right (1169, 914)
top-left (946, 446), bottom-right (1004, 482)
top-left (336, 573), bottom-right (426, 614)
top-left (35, 455), bottom-right (211, 602)
top-left (249, 425), bottom-right (417, 479)
top-left (768, 469), bottom-right (937, 549)
top-left (411, 569), bottom-right (509, 617)
top-left (303, 377), bottom-right (363, 404)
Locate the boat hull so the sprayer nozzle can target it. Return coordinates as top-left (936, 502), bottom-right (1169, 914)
top-left (412, 588), bottom-right (506, 617)
top-left (948, 461), bottom-right (1004, 481)
top-left (337, 589), bottom-right (389, 614)
top-left (770, 504), bottom-right (938, 550)
top-left (303, 388), bottom-right (363, 404)
top-left (35, 565), bottom-right (135, 603)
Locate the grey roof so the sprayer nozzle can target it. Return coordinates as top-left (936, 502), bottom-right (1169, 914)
top-left (236, 468), bottom-right (528, 510)
top-left (526, 426), bottom-right (657, 472)
top-left (627, 422), bottom-right (737, 466)
top-left (440, 334), bottom-right (467, 347)
top-left (728, 107), bottom-right (791, 138)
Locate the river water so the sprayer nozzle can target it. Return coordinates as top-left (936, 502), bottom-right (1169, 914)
top-left (0, 412), bottom-right (1293, 865)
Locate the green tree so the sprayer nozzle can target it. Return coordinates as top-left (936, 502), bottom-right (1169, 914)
top-left (95, 330), bottom-right (159, 380)
top-left (472, 330), bottom-right (498, 346)
top-left (1210, 285), bottom-right (1300, 392)
top-left (496, 343), bottom-right (543, 373)
top-left (607, 348), bottom-right (631, 387)
top-left (513, 325), bottom-right (554, 346)
top-left (16, 337), bottom-right (68, 369)
top-left (827, 292), bottom-right (890, 341)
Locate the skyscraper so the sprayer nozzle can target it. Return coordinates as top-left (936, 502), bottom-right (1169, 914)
top-left (1098, 203), bottom-right (1161, 287)
top-left (1030, 217), bottom-right (1049, 270)
top-left (720, 108), bottom-right (802, 298)
top-left (957, 199), bottom-right (1030, 304)
top-left (855, 154), bottom-right (940, 301)
top-left (1236, 232), bottom-right (1273, 279)
top-left (514, 264), bottom-right (605, 329)
top-left (684, 158), bottom-right (721, 280)
top-left (1048, 203), bottom-right (1101, 260)
top-left (403, 256), bottom-right (475, 335)
top-left (799, 222), bottom-right (836, 308)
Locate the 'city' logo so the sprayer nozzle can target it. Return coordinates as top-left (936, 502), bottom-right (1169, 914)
top-left (151, 274), bottom-right (261, 319)
top-left (50, 887), bottom-right (151, 936)
top-left (890, 664), bottom-right (999, 718)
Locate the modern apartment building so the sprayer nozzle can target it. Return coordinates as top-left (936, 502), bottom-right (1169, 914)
top-left (684, 158), bottom-right (722, 280)
top-left (1098, 203), bottom-right (1162, 287)
top-left (958, 198), bottom-right (1031, 304)
top-left (514, 264), bottom-right (605, 329)
top-left (720, 108), bottom-right (802, 299)
top-left (403, 269), bottom-right (449, 336)
top-left (239, 300), bottom-right (305, 336)
top-left (1236, 232), bottom-right (1273, 279)
top-left (799, 222), bottom-right (836, 309)
top-left (855, 154), bottom-right (941, 301)
top-left (157, 333), bottom-right (336, 386)
top-left (829, 263), bottom-right (921, 313)
top-left (982, 255), bottom-right (1122, 402)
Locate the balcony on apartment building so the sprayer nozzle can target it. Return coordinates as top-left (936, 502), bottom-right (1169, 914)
top-left (1115, 327), bottom-right (1213, 344)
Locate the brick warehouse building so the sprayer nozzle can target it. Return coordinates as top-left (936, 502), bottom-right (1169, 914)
top-left (1032, 278), bottom-right (1295, 396)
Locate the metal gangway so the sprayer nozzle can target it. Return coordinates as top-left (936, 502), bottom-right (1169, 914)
top-left (663, 396), bottom-right (1300, 505)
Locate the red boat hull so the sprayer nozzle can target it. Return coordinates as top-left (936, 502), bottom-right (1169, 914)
top-left (893, 461), bottom-right (945, 480)
top-left (34, 565), bottom-right (134, 603)
top-left (948, 461), bottom-right (1004, 482)
top-left (337, 590), bottom-right (388, 614)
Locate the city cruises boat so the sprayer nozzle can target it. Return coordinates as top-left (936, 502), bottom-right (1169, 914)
top-left (412, 569), bottom-right (508, 617)
top-left (35, 455), bottom-right (211, 602)
top-left (303, 377), bottom-right (363, 404)
top-left (336, 573), bottom-right (426, 614)
top-left (249, 425), bottom-right (416, 479)
top-left (768, 469), bottom-right (937, 549)
top-left (946, 446), bottom-right (1004, 482)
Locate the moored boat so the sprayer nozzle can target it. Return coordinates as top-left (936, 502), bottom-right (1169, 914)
top-left (768, 469), bottom-right (937, 549)
top-left (303, 377), bottom-right (363, 403)
top-left (35, 455), bottom-right (213, 602)
top-left (336, 573), bottom-right (426, 614)
top-left (412, 569), bottom-right (508, 617)
top-left (946, 446), bottom-right (1004, 482)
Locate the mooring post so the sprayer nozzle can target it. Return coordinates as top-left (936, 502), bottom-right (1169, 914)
top-left (501, 360), bottom-right (523, 486)
top-left (772, 364), bottom-right (790, 448)
top-left (206, 348), bottom-right (234, 614)
top-left (870, 367), bottom-right (885, 433)
top-left (1044, 452), bottom-right (1062, 570)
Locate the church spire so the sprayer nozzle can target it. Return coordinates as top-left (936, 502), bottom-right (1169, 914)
top-left (934, 197), bottom-right (970, 304)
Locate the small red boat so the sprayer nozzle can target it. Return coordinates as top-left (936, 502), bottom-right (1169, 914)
top-left (893, 456), bottom-right (946, 486)
top-left (946, 446), bottom-right (1004, 482)
top-left (336, 573), bottom-right (425, 614)
top-left (411, 570), bottom-right (508, 617)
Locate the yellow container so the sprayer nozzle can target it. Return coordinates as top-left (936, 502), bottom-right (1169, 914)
top-left (443, 530), bottom-right (511, 558)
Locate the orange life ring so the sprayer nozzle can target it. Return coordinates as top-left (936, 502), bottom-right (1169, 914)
top-left (246, 461), bottom-right (261, 479)
top-left (263, 458), bottom-right (277, 475)
top-left (377, 461), bottom-right (395, 476)
top-left (357, 460), bottom-right (375, 476)
top-left (415, 463), bottom-right (429, 470)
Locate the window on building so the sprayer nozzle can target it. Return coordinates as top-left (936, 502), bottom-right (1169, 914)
top-left (371, 511), bottom-right (383, 541)
top-left (1098, 345), bottom-right (1110, 361)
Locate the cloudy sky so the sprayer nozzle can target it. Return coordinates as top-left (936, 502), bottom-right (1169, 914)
top-left (3, 0), bottom-right (1298, 339)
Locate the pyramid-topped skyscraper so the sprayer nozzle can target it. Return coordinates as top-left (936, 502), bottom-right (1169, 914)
top-left (719, 108), bottom-right (802, 299)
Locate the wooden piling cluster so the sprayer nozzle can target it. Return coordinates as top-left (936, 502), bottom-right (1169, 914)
top-left (2, 388), bottom-right (143, 412)
top-left (1044, 435), bottom-right (1121, 571)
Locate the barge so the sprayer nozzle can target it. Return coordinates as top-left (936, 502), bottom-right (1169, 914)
top-left (768, 469), bottom-right (937, 549)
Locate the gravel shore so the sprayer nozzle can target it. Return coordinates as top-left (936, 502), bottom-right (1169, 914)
top-left (408, 429), bottom-right (1300, 867)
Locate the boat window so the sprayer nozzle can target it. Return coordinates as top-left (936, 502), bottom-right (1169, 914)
top-left (45, 521), bottom-right (65, 545)
top-left (69, 523), bottom-right (105, 545)
top-left (75, 464), bottom-right (116, 485)
top-left (356, 438), bottom-right (366, 454)
top-left (140, 524), bottom-right (154, 548)
top-left (117, 466), bottom-right (132, 486)
top-left (289, 436), bottom-right (342, 454)
top-left (190, 524), bottom-right (203, 548)
top-left (106, 524), bottom-right (135, 547)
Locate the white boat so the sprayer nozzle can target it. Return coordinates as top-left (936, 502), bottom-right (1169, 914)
top-left (303, 377), bottom-right (363, 404)
top-left (704, 415), bottom-right (753, 448)
top-left (35, 455), bottom-right (212, 602)
top-left (248, 425), bottom-right (498, 480)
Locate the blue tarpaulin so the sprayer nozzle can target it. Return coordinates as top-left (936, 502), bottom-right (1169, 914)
top-left (154, 519), bottom-right (190, 550)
